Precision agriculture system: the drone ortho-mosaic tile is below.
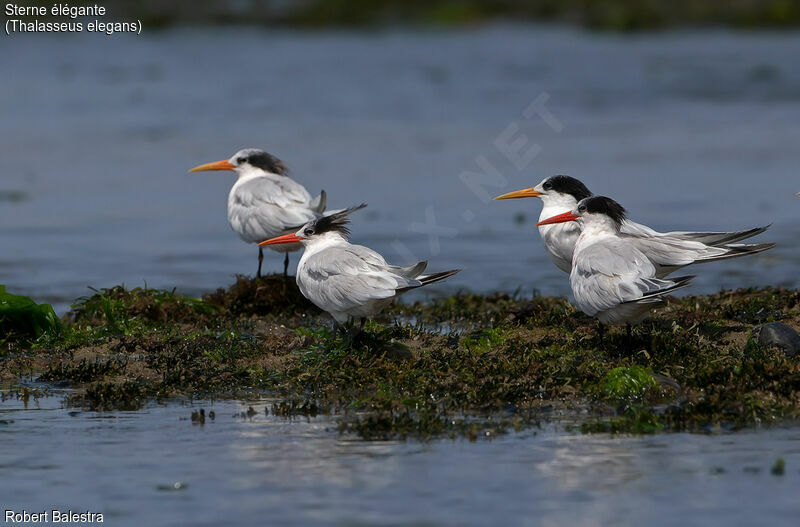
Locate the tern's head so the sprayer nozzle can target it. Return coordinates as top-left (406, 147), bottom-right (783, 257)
top-left (493, 175), bottom-right (592, 209)
top-left (189, 148), bottom-right (287, 177)
top-left (258, 204), bottom-right (368, 247)
top-left (536, 196), bottom-right (626, 231)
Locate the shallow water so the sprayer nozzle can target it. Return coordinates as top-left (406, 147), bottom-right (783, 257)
top-left (1, 26), bottom-right (799, 312)
top-left (1, 393), bottom-right (798, 526)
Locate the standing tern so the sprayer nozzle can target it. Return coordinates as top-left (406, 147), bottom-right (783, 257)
top-left (259, 205), bottom-right (460, 328)
top-left (494, 175), bottom-right (773, 276)
top-left (190, 148), bottom-right (333, 278)
top-left (537, 196), bottom-right (694, 327)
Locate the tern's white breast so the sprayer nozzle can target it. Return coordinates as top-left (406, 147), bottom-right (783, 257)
top-left (537, 204), bottom-right (581, 274)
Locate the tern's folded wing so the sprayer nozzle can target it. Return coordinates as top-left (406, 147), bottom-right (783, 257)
top-left (624, 232), bottom-right (774, 271)
top-left (622, 219), bottom-right (769, 246)
top-left (230, 177), bottom-right (319, 236)
top-left (301, 247), bottom-right (421, 311)
top-left (626, 235), bottom-right (729, 267)
top-left (571, 240), bottom-right (660, 315)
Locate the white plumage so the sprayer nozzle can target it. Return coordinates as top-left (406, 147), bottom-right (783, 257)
top-left (495, 175), bottom-right (773, 277)
top-left (539, 196), bottom-right (694, 326)
top-left (191, 148), bottom-right (333, 277)
top-left (259, 206), bottom-right (460, 325)
top-left (227, 169), bottom-right (324, 248)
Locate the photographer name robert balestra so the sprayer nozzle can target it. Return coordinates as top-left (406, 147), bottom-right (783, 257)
top-left (4, 510), bottom-right (103, 523)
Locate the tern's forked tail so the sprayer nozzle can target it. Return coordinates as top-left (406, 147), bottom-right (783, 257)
top-left (418, 269), bottom-right (461, 286)
top-left (397, 269), bottom-right (461, 293)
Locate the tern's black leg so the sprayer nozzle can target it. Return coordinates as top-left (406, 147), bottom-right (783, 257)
top-left (626, 323), bottom-right (632, 339)
top-left (597, 322), bottom-right (606, 339)
top-left (283, 253), bottom-right (289, 277)
top-left (346, 318), bottom-right (367, 347)
top-left (257, 247), bottom-right (264, 279)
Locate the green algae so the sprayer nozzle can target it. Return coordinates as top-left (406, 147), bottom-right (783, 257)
top-left (771, 457), bottom-right (786, 476)
top-left (599, 366), bottom-right (659, 401)
top-left (0, 286), bottom-right (62, 344)
top-left (2, 279), bottom-right (800, 440)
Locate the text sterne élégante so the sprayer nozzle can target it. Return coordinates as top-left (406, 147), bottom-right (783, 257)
top-left (5, 3), bottom-right (106, 18)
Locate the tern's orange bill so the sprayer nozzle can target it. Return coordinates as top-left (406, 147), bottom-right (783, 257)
top-left (536, 211), bottom-right (580, 226)
top-left (493, 187), bottom-right (542, 200)
top-left (259, 233), bottom-right (303, 246)
top-left (189, 160), bottom-right (235, 172)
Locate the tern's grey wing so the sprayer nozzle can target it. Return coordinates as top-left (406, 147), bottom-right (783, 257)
top-left (300, 246), bottom-right (421, 313)
top-left (621, 219), bottom-right (769, 246)
top-left (234, 175), bottom-right (313, 210)
top-left (620, 219), bottom-right (661, 238)
top-left (624, 232), bottom-right (774, 277)
top-left (626, 235), bottom-right (729, 267)
top-left (571, 240), bottom-right (666, 316)
top-left (659, 226), bottom-right (769, 246)
top-left (229, 177), bottom-right (319, 240)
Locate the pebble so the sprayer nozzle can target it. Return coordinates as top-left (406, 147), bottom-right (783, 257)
top-left (756, 322), bottom-right (800, 357)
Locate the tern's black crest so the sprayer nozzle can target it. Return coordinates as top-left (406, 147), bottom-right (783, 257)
top-left (580, 196), bottom-right (627, 225)
top-left (237, 149), bottom-right (287, 176)
top-left (544, 175), bottom-right (592, 201)
top-left (304, 204), bottom-right (367, 239)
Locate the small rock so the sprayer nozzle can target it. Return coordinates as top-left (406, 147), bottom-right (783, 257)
top-left (191, 408), bottom-right (205, 425)
top-left (756, 322), bottom-right (800, 357)
top-left (382, 341), bottom-right (413, 361)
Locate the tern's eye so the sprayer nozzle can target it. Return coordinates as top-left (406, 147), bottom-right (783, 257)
top-left (578, 205), bottom-right (586, 213)
top-left (236, 158), bottom-right (246, 165)
top-left (303, 228), bottom-right (313, 237)
top-left (543, 181), bottom-right (552, 191)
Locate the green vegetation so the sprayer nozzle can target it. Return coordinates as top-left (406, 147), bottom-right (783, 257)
top-left (1, 279), bottom-right (799, 440)
top-left (0, 286), bottom-right (62, 344)
top-left (599, 366), bottom-right (658, 401)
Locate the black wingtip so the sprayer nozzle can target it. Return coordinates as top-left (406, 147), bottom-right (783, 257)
top-left (418, 269), bottom-right (461, 286)
top-left (671, 275), bottom-right (695, 287)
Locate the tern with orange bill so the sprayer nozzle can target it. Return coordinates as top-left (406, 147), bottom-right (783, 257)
top-left (259, 205), bottom-right (460, 329)
top-left (537, 196), bottom-right (694, 329)
top-left (190, 148), bottom-right (337, 277)
top-left (494, 175), bottom-right (773, 276)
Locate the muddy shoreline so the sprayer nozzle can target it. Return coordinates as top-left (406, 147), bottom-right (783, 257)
top-left (2, 276), bottom-right (799, 440)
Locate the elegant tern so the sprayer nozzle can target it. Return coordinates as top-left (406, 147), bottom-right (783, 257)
top-left (494, 175), bottom-right (773, 276)
top-left (190, 148), bottom-right (334, 277)
top-left (259, 205), bottom-right (460, 327)
top-left (537, 196), bottom-right (694, 327)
